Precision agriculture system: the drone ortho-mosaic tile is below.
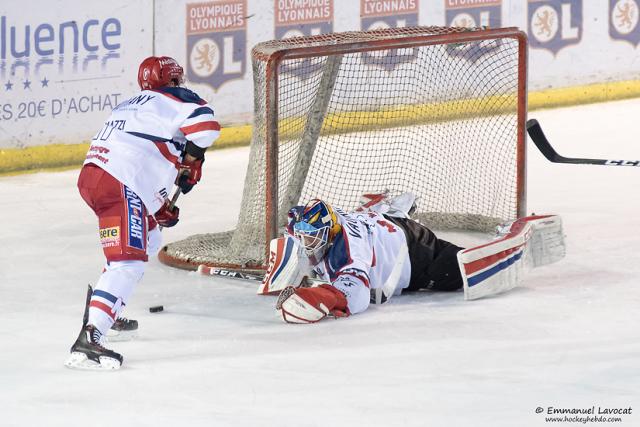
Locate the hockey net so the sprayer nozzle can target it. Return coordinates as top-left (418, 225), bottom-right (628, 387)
top-left (159, 26), bottom-right (528, 271)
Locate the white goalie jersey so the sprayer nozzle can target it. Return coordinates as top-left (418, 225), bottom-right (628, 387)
top-left (258, 192), bottom-right (566, 316)
top-left (310, 209), bottom-right (412, 314)
top-left (259, 196), bottom-right (413, 315)
top-left (84, 86), bottom-right (220, 214)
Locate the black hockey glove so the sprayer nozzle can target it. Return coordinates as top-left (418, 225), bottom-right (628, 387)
top-left (176, 141), bottom-right (206, 194)
top-left (176, 157), bottom-right (203, 194)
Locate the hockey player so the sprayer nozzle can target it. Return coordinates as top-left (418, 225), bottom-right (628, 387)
top-left (276, 198), bottom-right (465, 323)
top-left (65, 56), bottom-right (220, 369)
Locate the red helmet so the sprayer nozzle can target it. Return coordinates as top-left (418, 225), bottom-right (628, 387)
top-left (137, 56), bottom-right (185, 90)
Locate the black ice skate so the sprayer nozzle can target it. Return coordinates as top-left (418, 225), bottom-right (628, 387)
top-left (65, 285), bottom-right (123, 370)
top-left (107, 315), bottom-right (139, 341)
top-left (65, 324), bottom-right (123, 370)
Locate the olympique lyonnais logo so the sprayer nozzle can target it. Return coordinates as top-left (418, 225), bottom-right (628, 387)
top-left (610, 0), bottom-right (640, 46)
top-left (275, 0), bottom-right (334, 79)
top-left (445, 0), bottom-right (502, 28)
top-left (528, 0), bottom-right (582, 55)
top-left (186, 0), bottom-right (247, 91)
top-left (360, 0), bottom-right (419, 71)
top-left (445, 0), bottom-right (503, 63)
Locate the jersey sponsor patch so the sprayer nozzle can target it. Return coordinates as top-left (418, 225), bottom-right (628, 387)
top-left (99, 226), bottom-right (121, 248)
top-left (99, 216), bottom-right (124, 259)
top-left (124, 186), bottom-right (145, 251)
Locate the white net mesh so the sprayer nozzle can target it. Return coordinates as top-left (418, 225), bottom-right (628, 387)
top-left (160, 26), bottom-right (527, 271)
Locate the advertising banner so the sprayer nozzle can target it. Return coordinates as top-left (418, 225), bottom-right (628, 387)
top-left (0, 0), bottom-right (152, 148)
top-left (4, 0), bottom-right (640, 151)
top-left (185, 0), bottom-right (247, 92)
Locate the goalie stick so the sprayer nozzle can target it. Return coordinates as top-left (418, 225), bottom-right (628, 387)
top-left (198, 264), bottom-right (328, 287)
top-left (527, 119), bottom-right (640, 167)
top-left (147, 264), bottom-right (260, 313)
top-left (198, 264), bottom-right (389, 304)
top-left (197, 265), bottom-right (264, 282)
top-left (197, 264), bottom-right (326, 285)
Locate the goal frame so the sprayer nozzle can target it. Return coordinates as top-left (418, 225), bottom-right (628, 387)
top-left (158, 26), bottom-right (528, 272)
top-left (261, 27), bottom-right (528, 268)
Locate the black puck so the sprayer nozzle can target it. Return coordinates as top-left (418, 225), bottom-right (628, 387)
top-left (149, 305), bottom-right (164, 313)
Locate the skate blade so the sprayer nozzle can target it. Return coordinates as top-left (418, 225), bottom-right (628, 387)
top-left (106, 329), bottom-right (138, 342)
top-left (64, 352), bottom-right (121, 370)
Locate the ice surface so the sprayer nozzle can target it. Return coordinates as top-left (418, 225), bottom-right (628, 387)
top-left (1, 100), bottom-right (639, 426)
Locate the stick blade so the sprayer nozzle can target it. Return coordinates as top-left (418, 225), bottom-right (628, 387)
top-left (526, 118), bottom-right (560, 162)
top-left (197, 264), bottom-right (264, 282)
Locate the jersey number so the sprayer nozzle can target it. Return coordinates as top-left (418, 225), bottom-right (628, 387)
top-left (377, 220), bottom-right (397, 233)
top-left (93, 120), bottom-right (126, 141)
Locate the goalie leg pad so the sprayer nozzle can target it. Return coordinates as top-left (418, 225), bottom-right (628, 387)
top-left (458, 215), bottom-right (565, 301)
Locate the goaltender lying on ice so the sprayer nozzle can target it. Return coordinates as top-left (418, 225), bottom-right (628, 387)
top-left (255, 193), bottom-right (566, 324)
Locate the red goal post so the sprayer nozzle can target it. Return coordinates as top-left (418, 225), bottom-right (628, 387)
top-left (159, 26), bottom-right (528, 272)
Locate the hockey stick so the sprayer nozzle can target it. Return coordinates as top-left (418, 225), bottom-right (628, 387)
top-left (158, 188), bottom-right (181, 231)
top-left (527, 119), bottom-right (640, 167)
top-left (197, 264), bottom-right (389, 304)
top-left (197, 265), bottom-right (264, 282)
top-left (149, 262), bottom-right (258, 313)
top-left (148, 188), bottom-right (184, 311)
top-left (197, 264), bottom-right (332, 288)
top-left (168, 187), bottom-right (182, 209)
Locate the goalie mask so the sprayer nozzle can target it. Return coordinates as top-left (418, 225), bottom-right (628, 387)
top-left (293, 199), bottom-right (341, 262)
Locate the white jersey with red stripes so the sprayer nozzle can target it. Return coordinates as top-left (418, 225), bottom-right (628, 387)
top-left (83, 86), bottom-right (220, 214)
top-left (311, 209), bottom-right (411, 315)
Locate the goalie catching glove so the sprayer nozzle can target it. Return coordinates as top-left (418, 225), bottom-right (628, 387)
top-left (176, 141), bottom-right (205, 194)
top-left (276, 284), bottom-right (349, 324)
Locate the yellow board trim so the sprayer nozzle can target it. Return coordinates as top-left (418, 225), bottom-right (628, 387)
top-left (0, 125), bottom-right (252, 176)
top-left (3, 79), bottom-right (640, 176)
